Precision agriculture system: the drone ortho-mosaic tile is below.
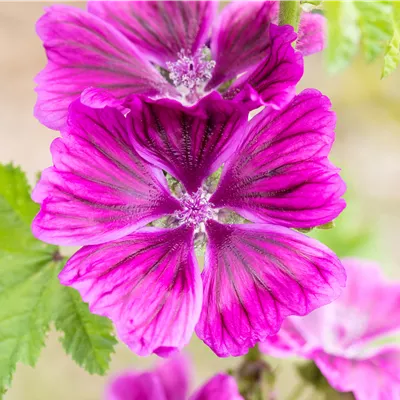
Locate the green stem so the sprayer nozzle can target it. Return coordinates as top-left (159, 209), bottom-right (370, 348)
top-left (245, 344), bottom-right (262, 362)
top-left (286, 382), bottom-right (306, 400)
top-left (278, 0), bottom-right (301, 32)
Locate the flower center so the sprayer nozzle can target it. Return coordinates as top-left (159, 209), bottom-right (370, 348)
top-left (166, 47), bottom-right (215, 100)
top-left (175, 188), bottom-right (214, 227)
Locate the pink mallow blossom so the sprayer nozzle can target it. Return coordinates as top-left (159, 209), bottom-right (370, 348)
top-left (32, 89), bottom-right (346, 357)
top-left (34, 1), bottom-right (325, 130)
top-left (260, 259), bottom-right (400, 400)
top-left (105, 354), bottom-right (243, 400)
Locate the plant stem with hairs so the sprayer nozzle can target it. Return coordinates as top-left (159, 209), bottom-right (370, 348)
top-left (279, 0), bottom-right (301, 32)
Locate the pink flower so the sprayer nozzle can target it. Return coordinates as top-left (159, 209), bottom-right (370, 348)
top-left (34, 1), bottom-right (325, 130)
top-left (32, 89), bottom-right (346, 357)
top-left (105, 354), bottom-right (243, 400)
top-left (260, 259), bottom-right (400, 399)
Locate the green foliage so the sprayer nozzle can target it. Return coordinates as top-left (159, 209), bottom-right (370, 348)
top-left (325, 1), bottom-right (360, 73)
top-left (356, 1), bottom-right (393, 62)
top-left (300, 0), bottom-right (321, 5)
top-left (53, 284), bottom-right (117, 375)
top-left (0, 164), bottom-right (116, 396)
top-left (324, 1), bottom-right (399, 76)
top-left (0, 164), bottom-right (57, 393)
top-left (0, 164), bottom-right (53, 254)
top-left (382, 27), bottom-right (400, 77)
top-left (382, 2), bottom-right (400, 78)
top-left (0, 258), bottom-right (59, 393)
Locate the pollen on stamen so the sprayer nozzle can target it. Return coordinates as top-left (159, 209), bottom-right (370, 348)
top-left (174, 188), bottom-right (215, 228)
top-left (166, 47), bottom-right (216, 96)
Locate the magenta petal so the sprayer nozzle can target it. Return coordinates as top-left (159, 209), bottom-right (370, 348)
top-left (35, 5), bottom-right (175, 130)
top-left (297, 13), bottom-right (326, 56)
top-left (105, 371), bottom-right (167, 400)
top-left (88, 1), bottom-right (217, 67)
top-left (262, 259), bottom-right (400, 361)
top-left (196, 220), bottom-right (345, 357)
top-left (32, 101), bottom-right (179, 246)
top-left (59, 225), bottom-right (202, 356)
top-left (105, 354), bottom-right (190, 400)
top-left (314, 348), bottom-right (400, 399)
top-left (224, 24), bottom-right (303, 110)
top-left (332, 259), bottom-right (400, 349)
top-left (154, 354), bottom-right (192, 400)
top-left (206, 1), bottom-right (278, 90)
top-left (80, 87), bottom-right (127, 113)
top-left (260, 259), bottom-right (400, 400)
top-left (190, 373), bottom-right (243, 400)
top-left (259, 318), bottom-right (308, 358)
top-left (127, 93), bottom-right (248, 194)
top-left (210, 89), bottom-right (346, 229)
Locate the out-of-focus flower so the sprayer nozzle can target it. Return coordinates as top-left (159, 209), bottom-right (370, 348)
top-left (34, 1), bottom-right (326, 130)
top-left (32, 88), bottom-right (345, 357)
top-left (105, 354), bottom-right (243, 400)
top-left (260, 259), bottom-right (400, 400)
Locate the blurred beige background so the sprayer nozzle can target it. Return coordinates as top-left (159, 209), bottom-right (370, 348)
top-left (1, 2), bottom-right (400, 399)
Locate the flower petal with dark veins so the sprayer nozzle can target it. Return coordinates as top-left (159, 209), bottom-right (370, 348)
top-left (223, 24), bottom-right (303, 111)
top-left (35, 5), bottom-right (175, 130)
top-left (196, 220), bottom-right (345, 357)
top-left (88, 1), bottom-right (217, 67)
top-left (211, 89), bottom-right (346, 229)
top-left (127, 93), bottom-right (248, 194)
top-left (59, 225), bottom-right (201, 357)
top-left (32, 101), bottom-right (179, 246)
top-left (206, 1), bottom-right (278, 90)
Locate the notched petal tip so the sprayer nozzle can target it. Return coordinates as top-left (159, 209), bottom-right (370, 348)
top-left (127, 92), bottom-right (249, 194)
top-left (211, 89), bottom-right (345, 230)
top-left (196, 221), bottom-right (345, 357)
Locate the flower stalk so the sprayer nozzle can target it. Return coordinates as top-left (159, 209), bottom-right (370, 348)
top-left (279, 0), bottom-right (301, 32)
top-left (236, 345), bottom-right (276, 400)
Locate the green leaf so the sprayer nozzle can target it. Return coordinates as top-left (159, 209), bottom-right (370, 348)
top-left (324, 1), bottom-right (395, 73)
top-left (0, 164), bottom-right (37, 225)
top-left (382, 30), bottom-right (400, 77)
top-left (325, 1), bottom-right (360, 73)
top-left (382, 2), bottom-right (400, 78)
top-left (300, 0), bottom-right (321, 5)
top-left (53, 281), bottom-right (117, 375)
top-left (0, 164), bottom-right (58, 390)
top-left (0, 260), bottom-right (59, 391)
top-left (0, 163), bottom-right (53, 254)
top-left (355, 1), bottom-right (393, 62)
top-left (0, 163), bottom-right (116, 395)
